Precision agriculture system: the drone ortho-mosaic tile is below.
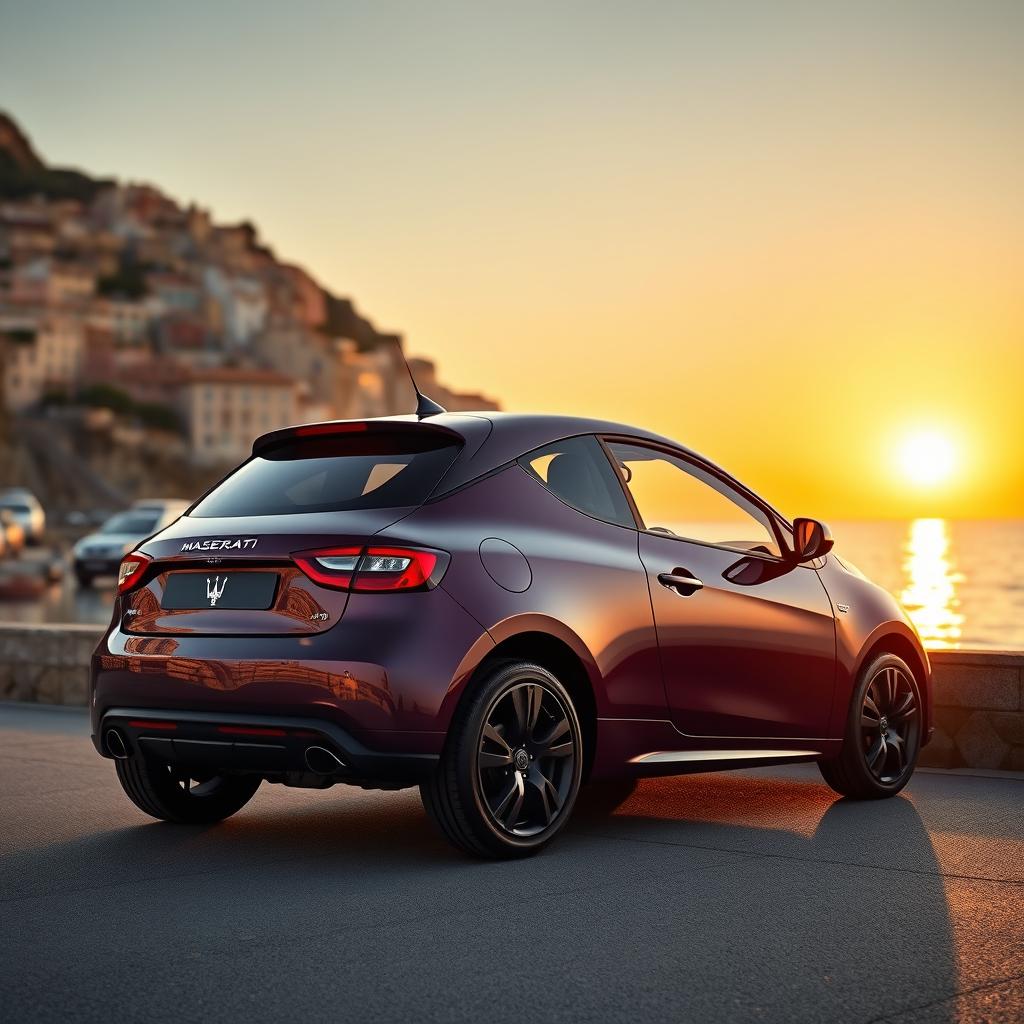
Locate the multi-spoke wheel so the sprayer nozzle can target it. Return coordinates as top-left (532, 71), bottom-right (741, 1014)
top-left (819, 653), bottom-right (922, 799)
top-left (860, 664), bottom-right (918, 783)
top-left (115, 757), bottom-right (261, 823)
top-left (477, 681), bottom-right (577, 836)
top-left (420, 661), bottom-right (584, 857)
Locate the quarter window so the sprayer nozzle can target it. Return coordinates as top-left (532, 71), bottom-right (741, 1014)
top-left (607, 442), bottom-right (781, 557)
top-left (520, 436), bottom-right (634, 528)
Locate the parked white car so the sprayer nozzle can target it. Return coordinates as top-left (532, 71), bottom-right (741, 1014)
top-left (0, 488), bottom-right (46, 545)
top-left (73, 499), bottom-right (189, 587)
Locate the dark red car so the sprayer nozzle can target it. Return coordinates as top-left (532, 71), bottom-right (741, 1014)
top-left (91, 412), bottom-right (931, 857)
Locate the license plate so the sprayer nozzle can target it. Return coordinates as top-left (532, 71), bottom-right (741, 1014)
top-left (161, 572), bottom-right (279, 610)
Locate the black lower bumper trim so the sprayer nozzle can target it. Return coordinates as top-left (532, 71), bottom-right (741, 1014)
top-left (97, 707), bottom-right (438, 783)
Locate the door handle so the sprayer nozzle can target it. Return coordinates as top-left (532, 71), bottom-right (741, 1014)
top-left (658, 571), bottom-right (704, 595)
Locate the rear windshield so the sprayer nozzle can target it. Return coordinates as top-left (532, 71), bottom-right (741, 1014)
top-left (189, 433), bottom-right (462, 517)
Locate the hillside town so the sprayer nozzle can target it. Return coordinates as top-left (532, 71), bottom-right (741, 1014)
top-left (0, 112), bottom-right (496, 471)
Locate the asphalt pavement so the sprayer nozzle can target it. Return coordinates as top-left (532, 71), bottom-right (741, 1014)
top-left (1, 702), bottom-right (1021, 1024)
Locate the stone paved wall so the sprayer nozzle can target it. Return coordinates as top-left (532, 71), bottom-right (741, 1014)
top-left (0, 624), bottom-right (1021, 771)
top-left (0, 623), bottom-right (102, 707)
top-left (920, 650), bottom-right (1024, 771)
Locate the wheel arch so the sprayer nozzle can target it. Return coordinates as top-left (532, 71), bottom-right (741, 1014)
top-left (445, 624), bottom-right (600, 781)
top-left (855, 627), bottom-right (933, 741)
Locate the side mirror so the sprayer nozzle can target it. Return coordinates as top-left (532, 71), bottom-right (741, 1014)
top-left (792, 517), bottom-right (834, 562)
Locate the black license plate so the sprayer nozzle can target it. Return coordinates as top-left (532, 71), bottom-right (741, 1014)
top-left (161, 572), bottom-right (279, 610)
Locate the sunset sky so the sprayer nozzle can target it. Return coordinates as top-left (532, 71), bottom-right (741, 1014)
top-left (2, 1), bottom-right (1022, 518)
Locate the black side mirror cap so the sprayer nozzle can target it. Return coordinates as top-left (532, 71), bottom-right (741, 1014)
top-left (792, 517), bottom-right (834, 562)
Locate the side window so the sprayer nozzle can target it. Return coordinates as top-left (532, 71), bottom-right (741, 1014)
top-left (606, 442), bottom-right (782, 557)
top-left (520, 436), bottom-right (635, 528)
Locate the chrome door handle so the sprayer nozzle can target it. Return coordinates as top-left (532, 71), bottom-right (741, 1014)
top-left (657, 572), bottom-right (704, 595)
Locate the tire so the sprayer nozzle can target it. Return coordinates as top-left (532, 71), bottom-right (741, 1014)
top-left (818, 652), bottom-right (922, 799)
top-left (115, 757), bottom-right (261, 824)
top-left (420, 660), bottom-right (584, 858)
top-left (74, 569), bottom-right (93, 589)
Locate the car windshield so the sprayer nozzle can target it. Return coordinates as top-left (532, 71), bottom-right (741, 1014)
top-left (101, 512), bottom-right (161, 535)
top-left (0, 503), bottom-right (31, 515)
top-left (190, 432), bottom-right (462, 517)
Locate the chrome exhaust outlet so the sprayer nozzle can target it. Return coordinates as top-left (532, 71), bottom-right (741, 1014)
top-left (305, 746), bottom-right (346, 775)
top-left (105, 728), bottom-right (129, 760)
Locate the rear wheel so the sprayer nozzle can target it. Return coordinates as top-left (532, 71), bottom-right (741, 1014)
top-left (818, 653), bottom-right (921, 799)
top-left (420, 661), bottom-right (583, 858)
top-left (115, 758), bottom-right (261, 824)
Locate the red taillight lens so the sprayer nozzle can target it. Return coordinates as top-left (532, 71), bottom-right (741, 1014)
top-left (292, 546), bottom-right (361, 589)
top-left (117, 553), bottom-right (152, 594)
top-left (293, 545), bottom-right (447, 592)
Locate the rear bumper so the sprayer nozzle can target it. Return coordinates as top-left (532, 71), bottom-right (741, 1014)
top-left (96, 708), bottom-right (439, 786)
top-left (90, 589), bottom-right (492, 769)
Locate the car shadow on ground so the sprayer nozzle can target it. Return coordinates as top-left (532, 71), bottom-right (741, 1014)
top-left (2, 766), bottom-right (965, 1022)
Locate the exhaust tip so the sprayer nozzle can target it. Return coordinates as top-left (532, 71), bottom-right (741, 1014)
top-left (305, 745), bottom-right (345, 775)
top-left (105, 729), bottom-right (129, 760)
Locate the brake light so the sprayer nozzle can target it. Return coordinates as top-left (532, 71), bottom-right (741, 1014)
top-left (117, 553), bottom-right (152, 594)
top-left (293, 545), bottom-right (448, 592)
top-left (294, 422), bottom-right (368, 437)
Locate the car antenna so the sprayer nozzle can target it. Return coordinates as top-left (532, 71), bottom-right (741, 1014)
top-left (398, 341), bottom-right (446, 418)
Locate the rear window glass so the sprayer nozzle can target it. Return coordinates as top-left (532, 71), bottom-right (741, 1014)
top-left (520, 435), bottom-right (635, 528)
top-left (189, 433), bottom-right (461, 517)
top-left (102, 512), bottom-right (161, 534)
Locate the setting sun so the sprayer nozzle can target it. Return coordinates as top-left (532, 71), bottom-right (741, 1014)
top-left (896, 431), bottom-right (958, 489)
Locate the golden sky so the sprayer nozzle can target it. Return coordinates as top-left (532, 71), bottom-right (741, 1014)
top-left (3, 1), bottom-right (1022, 518)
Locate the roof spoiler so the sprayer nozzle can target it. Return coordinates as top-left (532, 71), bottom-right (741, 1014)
top-left (251, 417), bottom-right (460, 456)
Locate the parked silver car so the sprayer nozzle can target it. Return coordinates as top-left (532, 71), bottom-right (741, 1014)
top-left (0, 488), bottom-right (45, 545)
top-left (73, 499), bottom-right (188, 587)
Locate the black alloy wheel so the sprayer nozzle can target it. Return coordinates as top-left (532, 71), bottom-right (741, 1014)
top-left (477, 681), bottom-right (577, 837)
top-left (818, 652), bottom-right (922, 799)
top-left (420, 660), bottom-right (584, 858)
top-left (859, 664), bottom-right (919, 784)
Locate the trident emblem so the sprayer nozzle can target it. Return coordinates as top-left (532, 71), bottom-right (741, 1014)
top-left (206, 576), bottom-right (228, 607)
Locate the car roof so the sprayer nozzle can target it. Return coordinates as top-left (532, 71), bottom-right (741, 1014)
top-left (405, 411), bottom-right (712, 492)
top-left (250, 409), bottom-right (756, 507)
top-left (0, 488), bottom-right (40, 502)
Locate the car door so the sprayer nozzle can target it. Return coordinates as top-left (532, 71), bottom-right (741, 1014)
top-left (604, 440), bottom-right (836, 740)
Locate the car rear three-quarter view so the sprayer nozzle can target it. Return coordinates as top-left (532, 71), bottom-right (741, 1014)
top-left (91, 411), bottom-right (933, 857)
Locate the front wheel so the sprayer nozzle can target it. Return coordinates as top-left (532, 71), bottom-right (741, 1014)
top-left (818, 653), bottom-right (922, 799)
top-left (115, 758), bottom-right (261, 824)
top-left (420, 661), bottom-right (584, 858)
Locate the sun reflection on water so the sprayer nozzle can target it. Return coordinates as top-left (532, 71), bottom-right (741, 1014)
top-left (899, 518), bottom-right (964, 649)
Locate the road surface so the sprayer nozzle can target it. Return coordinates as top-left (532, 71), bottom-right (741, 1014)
top-left (1, 702), bottom-right (1021, 1023)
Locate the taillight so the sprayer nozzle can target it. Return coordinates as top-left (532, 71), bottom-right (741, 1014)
top-left (293, 545), bottom-right (448, 592)
top-left (117, 553), bottom-right (152, 594)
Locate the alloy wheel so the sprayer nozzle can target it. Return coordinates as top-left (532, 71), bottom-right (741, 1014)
top-left (860, 665), bottom-right (919, 784)
top-left (477, 681), bottom-right (577, 837)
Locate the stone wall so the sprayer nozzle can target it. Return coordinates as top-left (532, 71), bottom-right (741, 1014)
top-left (0, 623), bottom-right (1021, 772)
top-left (920, 650), bottom-right (1024, 771)
top-left (0, 623), bottom-right (101, 706)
